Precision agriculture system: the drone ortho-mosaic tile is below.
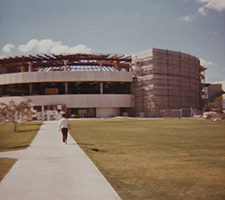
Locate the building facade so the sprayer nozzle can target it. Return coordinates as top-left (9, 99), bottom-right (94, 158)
top-left (0, 54), bottom-right (134, 119)
top-left (132, 48), bottom-right (206, 117)
top-left (0, 48), bottom-right (208, 119)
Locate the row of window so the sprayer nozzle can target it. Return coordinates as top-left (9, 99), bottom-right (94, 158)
top-left (0, 82), bottom-right (131, 96)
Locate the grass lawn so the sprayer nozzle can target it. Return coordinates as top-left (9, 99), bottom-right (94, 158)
top-left (69, 118), bottom-right (225, 200)
top-left (0, 121), bottom-right (42, 181)
top-left (0, 122), bottom-right (42, 152)
top-left (0, 158), bottom-right (17, 181)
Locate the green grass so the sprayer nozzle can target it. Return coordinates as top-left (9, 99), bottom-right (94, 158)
top-left (0, 121), bottom-right (42, 181)
top-left (0, 122), bottom-right (42, 152)
top-left (70, 118), bottom-right (225, 200)
top-left (0, 158), bottom-right (17, 181)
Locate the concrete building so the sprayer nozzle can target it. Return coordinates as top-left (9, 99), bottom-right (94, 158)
top-left (132, 48), bottom-right (206, 117)
top-left (206, 82), bottom-right (225, 111)
top-left (0, 48), bottom-right (210, 119)
top-left (0, 54), bottom-right (134, 119)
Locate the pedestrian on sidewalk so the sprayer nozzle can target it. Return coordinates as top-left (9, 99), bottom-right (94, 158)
top-left (59, 113), bottom-right (71, 144)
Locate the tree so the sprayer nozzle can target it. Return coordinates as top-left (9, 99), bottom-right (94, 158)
top-left (17, 99), bottom-right (32, 125)
top-left (0, 99), bottom-right (31, 132)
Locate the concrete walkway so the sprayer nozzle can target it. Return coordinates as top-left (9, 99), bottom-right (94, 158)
top-left (0, 149), bottom-right (26, 159)
top-left (0, 121), bottom-right (121, 200)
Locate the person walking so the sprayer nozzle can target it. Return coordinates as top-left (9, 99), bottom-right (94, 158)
top-left (59, 113), bottom-right (71, 144)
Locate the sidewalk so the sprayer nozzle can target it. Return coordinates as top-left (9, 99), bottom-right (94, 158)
top-left (0, 150), bottom-right (25, 159)
top-left (0, 121), bottom-right (121, 200)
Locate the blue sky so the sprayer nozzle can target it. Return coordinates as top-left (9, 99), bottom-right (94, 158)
top-left (0, 0), bottom-right (224, 82)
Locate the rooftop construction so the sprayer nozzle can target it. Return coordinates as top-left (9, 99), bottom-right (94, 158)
top-left (0, 53), bottom-right (132, 73)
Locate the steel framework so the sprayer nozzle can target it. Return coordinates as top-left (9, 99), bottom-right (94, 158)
top-left (0, 53), bottom-right (132, 73)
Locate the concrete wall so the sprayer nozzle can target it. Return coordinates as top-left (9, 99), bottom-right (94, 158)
top-left (207, 83), bottom-right (222, 99)
top-left (0, 94), bottom-right (134, 108)
top-left (0, 71), bottom-right (133, 85)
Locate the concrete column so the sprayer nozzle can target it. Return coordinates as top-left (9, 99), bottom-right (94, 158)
top-left (99, 60), bottom-right (102, 71)
top-left (100, 82), bottom-right (103, 94)
top-left (129, 64), bottom-right (132, 72)
top-left (28, 62), bottom-right (32, 72)
top-left (42, 105), bottom-right (45, 112)
top-left (29, 84), bottom-right (32, 95)
top-left (64, 60), bottom-right (68, 71)
top-left (65, 82), bottom-right (68, 94)
top-left (41, 106), bottom-right (45, 121)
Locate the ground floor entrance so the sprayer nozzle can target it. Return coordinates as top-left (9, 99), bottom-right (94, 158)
top-left (67, 108), bottom-right (96, 118)
top-left (32, 106), bottom-right (131, 120)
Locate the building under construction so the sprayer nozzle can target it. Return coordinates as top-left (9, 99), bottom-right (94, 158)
top-left (0, 48), bottom-right (208, 119)
top-left (0, 53), bottom-right (133, 119)
top-left (132, 48), bottom-right (206, 117)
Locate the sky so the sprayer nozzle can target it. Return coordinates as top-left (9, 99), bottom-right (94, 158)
top-left (0, 0), bottom-right (225, 82)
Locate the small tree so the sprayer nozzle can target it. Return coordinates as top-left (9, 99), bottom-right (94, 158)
top-left (17, 99), bottom-right (32, 125)
top-left (0, 99), bottom-right (31, 132)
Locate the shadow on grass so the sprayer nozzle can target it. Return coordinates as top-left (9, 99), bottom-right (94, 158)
top-left (7, 145), bottom-right (29, 150)
top-left (17, 129), bottom-right (40, 133)
top-left (77, 143), bottom-right (95, 146)
top-left (20, 123), bottom-right (42, 126)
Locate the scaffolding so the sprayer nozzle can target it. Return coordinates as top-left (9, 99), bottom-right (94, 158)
top-left (131, 48), bottom-right (206, 117)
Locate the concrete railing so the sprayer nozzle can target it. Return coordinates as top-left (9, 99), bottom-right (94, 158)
top-left (0, 71), bottom-right (133, 85)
